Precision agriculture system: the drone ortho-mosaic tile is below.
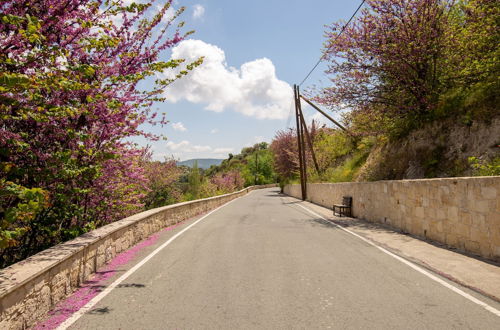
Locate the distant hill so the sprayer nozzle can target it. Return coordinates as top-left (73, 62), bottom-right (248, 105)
top-left (177, 158), bottom-right (224, 169)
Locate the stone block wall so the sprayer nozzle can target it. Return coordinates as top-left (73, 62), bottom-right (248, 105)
top-left (284, 177), bottom-right (500, 261)
top-left (0, 185), bottom-right (276, 329)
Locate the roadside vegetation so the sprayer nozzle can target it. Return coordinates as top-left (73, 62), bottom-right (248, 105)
top-left (1, 0), bottom-right (497, 267)
top-left (271, 0), bottom-right (499, 184)
top-left (0, 0), bottom-right (277, 268)
top-left (144, 142), bottom-right (276, 210)
top-left (0, 0), bottom-right (203, 267)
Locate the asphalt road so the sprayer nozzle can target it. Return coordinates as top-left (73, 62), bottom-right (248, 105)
top-left (67, 188), bottom-right (500, 329)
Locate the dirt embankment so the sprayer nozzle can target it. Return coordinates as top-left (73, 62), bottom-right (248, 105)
top-left (356, 117), bottom-right (500, 181)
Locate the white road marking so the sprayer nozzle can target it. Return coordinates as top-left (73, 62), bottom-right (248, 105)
top-left (295, 202), bottom-right (500, 317)
top-left (57, 194), bottom-right (248, 330)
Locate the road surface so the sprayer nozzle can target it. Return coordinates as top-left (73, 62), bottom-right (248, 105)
top-left (62, 188), bottom-right (500, 329)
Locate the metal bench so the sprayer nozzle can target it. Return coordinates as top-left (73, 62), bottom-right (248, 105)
top-left (333, 196), bottom-right (352, 217)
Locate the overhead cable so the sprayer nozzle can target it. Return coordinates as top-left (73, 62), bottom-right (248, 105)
top-left (298, 0), bottom-right (366, 87)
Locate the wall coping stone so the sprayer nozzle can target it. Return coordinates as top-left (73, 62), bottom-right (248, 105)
top-left (297, 176), bottom-right (500, 186)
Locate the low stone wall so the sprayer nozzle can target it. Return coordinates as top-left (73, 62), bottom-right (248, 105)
top-left (0, 185), bottom-right (276, 329)
top-left (284, 177), bottom-right (500, 261)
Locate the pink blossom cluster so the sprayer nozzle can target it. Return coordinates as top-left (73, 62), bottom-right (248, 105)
top-left (0, 0), bottom-right (192, 266)
top-left (210, 170), bottom-right (244, 194)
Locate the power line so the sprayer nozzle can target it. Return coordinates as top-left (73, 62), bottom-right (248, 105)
top-left (298, 0), bottom-right (366, 87)
top-left (284, 98), bottom-right (295, 130)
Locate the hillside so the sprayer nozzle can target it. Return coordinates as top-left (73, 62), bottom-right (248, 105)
top-left (355, 117), bottom-right (500, 181)
top-left (177, 158), bottom-right (224, 169)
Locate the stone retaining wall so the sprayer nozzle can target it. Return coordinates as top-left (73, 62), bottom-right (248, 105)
top-left (284, 177), bottom-right (500, 261)
top-left (0, 185), bottom-right (276, 329)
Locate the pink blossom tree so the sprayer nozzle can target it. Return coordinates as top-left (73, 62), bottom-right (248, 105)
top-left (142, 157), bottom-right (184, 209)
top-left (211, 170), bottom-right (244, 194)
top-left (0, 0), bottom-right (200, 266)
top-left (315, 0), bottom-right (453, 135)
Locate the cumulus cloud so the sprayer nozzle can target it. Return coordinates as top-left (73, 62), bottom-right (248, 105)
top-left (163, 39), bottom-right (293, 120)
top-left (210, 129), bottom-right (219, 134)
top-left (166, 140), bottom-right (190, 151)
top-left (192, 4), bottom-right (205, 19)
top-left (171, 122), bottom-right (187, 131)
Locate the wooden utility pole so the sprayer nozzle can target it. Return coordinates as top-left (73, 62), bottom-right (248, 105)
top-left (297, 99), bottom-right (320, 174)
top-left (254, 151), bottom-right (258, 185)
top-left (294, 85), bottom-right (307, 200)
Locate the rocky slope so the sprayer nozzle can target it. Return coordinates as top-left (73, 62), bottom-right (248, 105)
top-left (356, 117), bottom-right (500, 181)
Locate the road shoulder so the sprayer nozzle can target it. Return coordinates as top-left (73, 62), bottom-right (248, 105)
top-left (288, 195), bottom-right (500, 302)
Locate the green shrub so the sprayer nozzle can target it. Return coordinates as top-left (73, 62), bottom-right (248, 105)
top-left (468, 157), bottom-right (500, 176)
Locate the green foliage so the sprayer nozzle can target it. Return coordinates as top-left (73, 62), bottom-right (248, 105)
top-left (186, 161), bottom-right (202, 200)
top-left (142, 160), bottom-right (184, 209)
top-left (206, 143), bottom-right (277, 187)
top-left (0, 181), bottom-right (49, 248)
top-left (0, 0), bottom-right (197, 267)
top-left (241, 145), bottom-right (276, 186)
top-left (316, 0), bottom-right (499, 139)
top-left (310, 137), bottom-right (372, 183)
top-left (273, 0), bottom-right (500, 185)
top-left (321, 151), bottom-right (369, 183)
top-left (313, 130), bottom-right (353, 171)
top-left (468, 157), bottom-right (500, 176)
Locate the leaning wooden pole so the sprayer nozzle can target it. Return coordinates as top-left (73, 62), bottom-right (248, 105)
top-left (294, 85), bottom-right (306, 200)
top-left (300, 107), bottom-right (307, 200)
top-left (299, 95), bottom-right (347, 132)
top-left (299, 91), bottom-right (308, 200)
top-left (298, 86), bottom-right (308, 200)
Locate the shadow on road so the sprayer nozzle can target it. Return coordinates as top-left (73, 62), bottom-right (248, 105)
top-left (117, 283), bottom-right (146, 288)
top-left (263, 192), bottom-right (285, 198)
top-left (89, 307), bottom-right (112, 315)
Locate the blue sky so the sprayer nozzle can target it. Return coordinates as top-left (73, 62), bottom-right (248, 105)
top-left (141, 0), bottom-right (360, 161)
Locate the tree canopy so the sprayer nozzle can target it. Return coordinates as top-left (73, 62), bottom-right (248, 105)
top-left (0, 0), bottom-right (201, 266)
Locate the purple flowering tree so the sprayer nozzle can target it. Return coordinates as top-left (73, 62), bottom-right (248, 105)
top-left (211, 170), bottom-right (244, 194)
top-left (315, 0), bottom-right (453, 135)
top-left (0, 0), bottom-right (201, 266)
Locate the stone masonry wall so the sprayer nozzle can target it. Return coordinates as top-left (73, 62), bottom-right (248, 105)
top-left (284, 177), bottom-right (500, 261)
top-left (0, 185), bottom-right (276, 329)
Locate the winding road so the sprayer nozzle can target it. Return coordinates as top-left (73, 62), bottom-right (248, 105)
top-left (53, 188), bottom-right (499, 329)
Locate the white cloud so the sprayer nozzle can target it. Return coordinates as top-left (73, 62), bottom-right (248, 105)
top-left (210, 129), bottom-right (219, 134)
top-left (162, 39), bottom-right (293, 120)
top-left (166, 140), bottom-right (190, 151)
top-left (158, 5), bottom-right (176, 23)
top-left (192, 4), bottom-right (205, 19)
top-left (171, 122), bottom-right (187, 131)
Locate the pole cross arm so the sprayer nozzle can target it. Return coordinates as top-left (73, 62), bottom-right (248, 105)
top-left (299, 95), bottom-right (347, 132)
